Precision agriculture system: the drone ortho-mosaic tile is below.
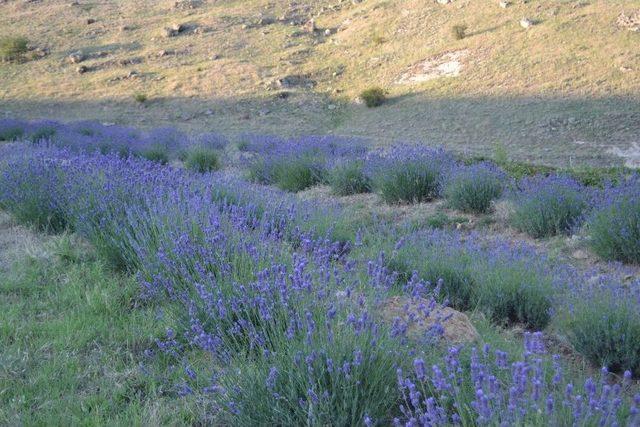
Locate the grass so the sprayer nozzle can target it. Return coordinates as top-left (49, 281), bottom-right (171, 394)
top-left (0, 36), bottom-right (28, 62)
top-left (184, 146), bottom-right (221, 173)
top-left (134, 93), bottom-right (148, 104)
top-left (0, 234), bottom-right (202, 425)
top-left (588, 192), bottom-right (640, 264)
top-left (141, 146), bottom-right (170, 165)
top-left (444, 164), bottom-right (504, 213)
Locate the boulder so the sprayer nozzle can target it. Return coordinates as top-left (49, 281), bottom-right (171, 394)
top-left (379, 296), bottom-right (479, 344)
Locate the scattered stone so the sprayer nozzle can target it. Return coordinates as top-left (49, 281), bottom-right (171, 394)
top-left (276, 74), bottom-right (316, 89)
top-left (572, 249), bottom-right (589, 260)
top-left (520, 18), bottom-right (535, 29)
top-left (328, 104), bottom-right (337, 110)
top-left (126, 70), bottom-right (139, 79)
top-left (76, 65), bottom-right (88, 74)
top-left (163, 23), bottom-right (185, 38)
top-left (210, 53), bottom-right (221, 60)
top-left (324, 28), bottom-right (332, 36)
top-left (276, 91), bottom-right (290, 99)
top-left (30, 47), bottom-right (49, 59)
top-left (499, 1), bottom-right (510, 8)
top-left (303, 19), bottom-right (316, 33)
top-left (380, 296), bottom-right (479, 344)
top-left (157, 49), bottom-right (169, 57)
top-left (67, 52), bottom-right (85, 64)
top-left (617, 11), bottom-right (640, 32)
top-left (436, 0), bottom-right (452, 4)
top-left (120, 25), bottom-right (133, 31)
top-left (174, 0), bottom-right (202, 10)
top-left (86, 18), bottom-right (96, 24)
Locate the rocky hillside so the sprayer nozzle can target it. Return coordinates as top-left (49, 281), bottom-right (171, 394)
top-left (0, 0), bottom-right (639, 166)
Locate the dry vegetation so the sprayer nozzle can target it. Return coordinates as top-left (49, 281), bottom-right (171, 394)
top-left (0, 0), bottom-right (639, 165)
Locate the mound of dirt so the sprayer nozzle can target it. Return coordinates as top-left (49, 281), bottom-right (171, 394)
top-left (396, 50), bottom-right (469, 84)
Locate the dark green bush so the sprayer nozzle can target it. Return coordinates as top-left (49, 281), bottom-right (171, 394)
top-left (510, 175), bottom-right (589, 238)
top-left (0, 36), bottom-right (29, 62)
top-left (451, 24), bottom-right (468, 40)
top-left (141, 146), bottom-right (169, 165)
top-left (564, 292), bottom-right (640, 376)
top-left (374, 162), bottom-right (441, 204)
top-left (184, 147), bottom-right (221, 173)
top-left (0, 125), bottom-right (24, 141)
top-left (328, 161), bottom-right (371, 196)
top-left (360, 87), bottom-right (386, 108)
top-left (444, 164), bottom-right (505, 213)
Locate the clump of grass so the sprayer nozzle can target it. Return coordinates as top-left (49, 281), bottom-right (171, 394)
top-left (133, 93), bottom-right (148, 104)
top-left (328, 161), bottom-right (371, 196)
top-left (140, 146), bottom-right (169, 165)
top-left (563, 289), bottom-right (640, 376)
top-left (588, 181), bottom-right (640, 264)
top-left (451, 24), bottom-right (468, 40)
top-left (360, 87), bottom-right (386, 108)
top-left (444, 163), bottom-right (505, 213)
top-left (184, 146), bottom-right (221, 173)
top-left (0, 36), bottom-right (29, 62)
top-left (273, 157), bottom-right (324, 192)
top-left (29, 125), bottom-right (57, 143)
top-left (510, 175), bottom-right (589, 238)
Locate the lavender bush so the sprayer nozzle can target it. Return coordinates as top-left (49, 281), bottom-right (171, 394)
top-left (444, 163), bottom-right (505, 214)
top-left (510, 175), bottom-right (590, 238)
top-left (368, 146), bottom-right (455, 204)
top-left (328, 160), bottom-right (371, 196)
top-left (588, 176), bottom-right (640, 264)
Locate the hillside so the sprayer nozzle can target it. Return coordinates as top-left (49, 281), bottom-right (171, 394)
top-left (1, 0), bottom-right (639, 166)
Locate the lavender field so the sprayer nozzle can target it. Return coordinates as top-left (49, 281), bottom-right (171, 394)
top-left (1, 119), bottom-right (639, 426)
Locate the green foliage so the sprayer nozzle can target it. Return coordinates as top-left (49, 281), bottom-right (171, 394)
top-left (141, 146), bottom-right (169, 165)
top-left (328, 161), bottom-right (371, 196)
top-left (221, 313), bottom-right (401, 426)
top-left (360, 87), bottom-right (386, 108)
top-left (451, 24), bottom-right (468, 40)
top-left (374, 162), bottom-right (441, 204)
top-left (184, 147), bottom-right (221, 173)
top-left (0, 126), bottom-right (24, 142)
top-left (444, 167), bottom-right (504, 214)
top-left (563, 292), bottom-right (640, 376)
top-left (588, 196), bottom-right (640, 264)
top-left (0, 36), bottom-right (28, 62)
top-left (134, 93), bottom-right (148, 104)
top-left (29, 126), bottom-right (57, 143)
top-left (476, 263), bottom-right (553, 330)
top-left (0, 238), bottom-right (195, 425)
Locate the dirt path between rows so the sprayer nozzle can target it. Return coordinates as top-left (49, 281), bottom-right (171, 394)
top-left (0, 212), bottom-right (47, 274)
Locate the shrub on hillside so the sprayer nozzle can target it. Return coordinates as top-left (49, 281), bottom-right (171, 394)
top-left (444, 163), bottom-right (505, 213)
top-left (328, 160), bottom-right (371, 196)
top-left (134, 93), bottom-right (148, 104)
top-left (563, 284), bottom-right (640, 376)
top-left (0, 120), bottom-right (25, 141)
top-left (184, 147), bottom-right (221, 173)
top-left (588, 177), bottom-right (640, 264)
top-left (141, 146), bottom-right (170, 165)
top-left (369, 146), bottom-right (454, 204)
top-left (0, 36), bottom-right (28, 62)
top-left (451, 24), bottom-right (468, 40)
top-left (510, 175), bottom-right (590, 238)
top-left (360, 87), bottom-right (386, 108)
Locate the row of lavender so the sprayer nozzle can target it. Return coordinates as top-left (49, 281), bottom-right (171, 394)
top-left (2, 118), bottom-right (638, 265)
top-left (241, 136), bottom-right (640, 265)
top-left (1, 142), bottom-right (638, 425)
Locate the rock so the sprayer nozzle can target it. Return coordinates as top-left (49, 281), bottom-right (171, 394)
top-left (436, 0), bottom-right (452, 4)
top-left (174, 0), bottom-right (202, 10)
top-left (380, 296), bottom-right (479, 344)
top-left (67, 52), bottom-right (85, 64)
top-left (157, 49), bottom-right (168, 57)
top-left (571, 249), bottom-right (589, 260)
top-left (520, 18), bottom-right (535, 29)
top-left (163, 24), bottom-right (185, 38)
top-left (303, 19), bottom-right (316, 33)
top-left (120, 25), bottom-right (133, 31)
top-left (328, 104), bottom-right (337, 110)
top-left (76, 65), bottom-right (88, 74)
top-left (499, 1), bottom-right (510, 8)
top-left (210, 53), bottom-right (221, 60)
top-left (617, 11), bottom-right (640, 32)
top-left (86, 18), bottom-right (96, 24)
top-left (324, 28), bottom-right (332, 36)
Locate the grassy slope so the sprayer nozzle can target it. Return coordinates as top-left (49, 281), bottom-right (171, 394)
top-left (0, 0), bottom-right (639, 165)
top-left (0, 224), bottom-right (204, 425)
